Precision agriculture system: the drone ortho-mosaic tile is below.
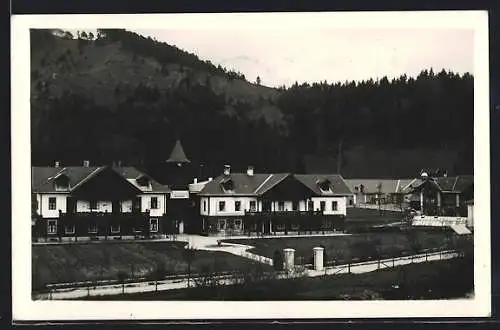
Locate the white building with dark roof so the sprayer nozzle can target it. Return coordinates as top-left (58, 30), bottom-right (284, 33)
top-left (197, 165), bottom-right (353, 236)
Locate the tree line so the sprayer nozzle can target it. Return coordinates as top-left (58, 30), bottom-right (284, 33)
top-left (30, 29), bottom-right (474, 177)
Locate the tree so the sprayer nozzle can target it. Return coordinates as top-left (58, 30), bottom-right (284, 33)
top-left (151, 262), bottom-right (167, 292)
top-left (256, 76), bottom-right (261, 85)
top-left (81, 31), bottom-right (88, 40)
top-left (116, 270), bottom-right (128, 294)
top-left (182, 246), bottom-right (196, 288)
top-left (88, 32), bottom-right (94, 41)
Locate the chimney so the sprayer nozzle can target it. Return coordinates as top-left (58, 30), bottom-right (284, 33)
top-left (193, 178), bottom-right (198, 184)
top-left (443, 171), bottom-right (448, 178)
top-left (223, 165), bottom-right (231, 176)
top-left (55, 161), bottom-right (60, 168)
top-left (83, 160), bottom-right (90, 167)
top-left (247, 166), bottom-right (254, 176)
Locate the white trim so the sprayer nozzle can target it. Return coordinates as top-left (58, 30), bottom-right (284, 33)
top-left (47, 219), bottom-right (57, 234)
top-left (64, 224), bottom-right (75, 234)
top-left (149, 218), bottom-right (159, 233)
top-left (110, 224), bottom-right (121, 234)
top-left (88, 222), bottom-right (98, 234)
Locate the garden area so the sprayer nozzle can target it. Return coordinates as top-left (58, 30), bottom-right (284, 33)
top-left (86, 255), bottom-right (474, 301)
top-left (223, 229), bottom-right (466, 266)
top-left (32, 241), bottom-right (271, 290)
top-left (344, 207), bottom-right (405, 232)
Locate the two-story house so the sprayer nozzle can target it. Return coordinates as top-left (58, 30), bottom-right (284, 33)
top-left (31, 162), bottom-right (171, 242)
top-left (197, 165), bottom-right (353, 236)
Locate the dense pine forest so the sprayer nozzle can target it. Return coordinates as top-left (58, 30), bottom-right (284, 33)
top-left (30, 29), bottom-right (474, 178)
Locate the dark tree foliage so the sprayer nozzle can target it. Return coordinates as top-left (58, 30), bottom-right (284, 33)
top-left (30, 29), bottom-right (474, 178)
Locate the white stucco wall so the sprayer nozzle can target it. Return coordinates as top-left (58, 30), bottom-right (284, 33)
top-left (200, 196), bottom-right (260, 216)
top-left (467, 204), bottom-right (474, 227)
top-left (39, 194), bottom-right (67, 218)
top-left (140, 194), bottom-right (167, 216)
top-left (311, 196), bottom-right (347, 215)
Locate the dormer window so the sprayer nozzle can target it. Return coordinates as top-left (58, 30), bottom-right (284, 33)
top-left (54, 174), bottom-right (70, 191)
top-left (136, 175), bottom-right (150, 187)
top-left (317, 179), bottom-right (333, 194)
top-left (220, 178), bottom-right (234, 193)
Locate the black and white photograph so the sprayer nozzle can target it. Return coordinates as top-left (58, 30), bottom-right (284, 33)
top-left (12, 11), bottom-right (490, 320)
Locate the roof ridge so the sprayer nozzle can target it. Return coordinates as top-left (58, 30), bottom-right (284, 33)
top-left (253, 174), bottom-right (274, 194)
top-left (452, 176), bottom-right (460, 191)
top-left (257, 173), bottom-right (291, 195)
top-left (69, 166), bottom-right (106, 192)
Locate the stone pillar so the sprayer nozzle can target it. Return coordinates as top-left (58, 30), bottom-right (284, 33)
top-left (456, 194), bottom-right (460, 207)
top-left (283, 248), bottom-right (295, 271)
top-left (437, 192), bottom-right (441, 208)
top-left (269, 218), bottom-right (273, 233)
top-left (420, 191), bottom-right (424, 212)
top-left (313, 247), bottom-right (324, 271)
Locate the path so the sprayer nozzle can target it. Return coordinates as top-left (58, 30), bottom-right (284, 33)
top-left (34, 250), bottom-right (460, 300)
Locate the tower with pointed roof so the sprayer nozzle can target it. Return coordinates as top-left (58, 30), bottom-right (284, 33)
top-left (166, 140), bottom-right (191, 166)
top-left (163, 139), bottom-right (193, 190)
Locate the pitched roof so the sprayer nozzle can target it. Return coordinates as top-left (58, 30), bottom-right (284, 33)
top-left (294, 174), bottom-right (353, 196)
top-left (198, 173), bottom-right (288, 196)
top-left (32, 166), bottom-right (170, 193)
top-left (344, 178), bottom-right (422, 194)
top-left (166, 140), bottom-right (190, 164)
top-left (411, 175), bottom-right (473, 193)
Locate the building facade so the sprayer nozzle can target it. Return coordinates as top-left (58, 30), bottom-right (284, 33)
top-left (197, 166), bottom-right (353, 236)
top-left (31, 164), bottom-right (172, 242)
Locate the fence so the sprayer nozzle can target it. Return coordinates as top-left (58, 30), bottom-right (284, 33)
top-left (305, 249), bottom-right (461, 276)
top-left (35, 248), bottom-right (464, 300)
top-left (412, 216), bottom-right (467, 227)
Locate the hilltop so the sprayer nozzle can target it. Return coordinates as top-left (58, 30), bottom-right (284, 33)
top-left (30, 29), bottom-right (474, 177)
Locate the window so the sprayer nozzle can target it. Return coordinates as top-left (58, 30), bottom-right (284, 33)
top-left (47, 220), bottom-right (57, 234)
top-left (150, 197), bottom-right (158, 209)
top-left (278, 201), bottom-right (285, 211)
top-left (64, 224), bottom-right (75, 234)
top-left (235, 201), bottom-right (241, 211)
top-left (291, 222), bottom-right (299, 230)
top-left (249, 201), bottom-right (256, 211)
top-left (48, 197), bottom-right (57, 210)
top-left (234, 219), bottom-right (243, 231)
top-left (88, 222), bottom-right (98, 234)
top-left (89, 200), bottom-right (97, 210)
top-left (292, 201), bottom-right (299, 211)
top-left (219, 201), bottom-right (226, 212)
top-left (320, 201), bottom-right (326, 211)
top-left (276, 223), bottom-right (285, 231)
top-left (308, 201), bottom-right (314, 211)
top-left (110, 224), bottom-right (121, 233)
top-left (203, 200), bottom-right (207, 212)
top-left (331, 201), bottom-right (338, 211)
top-left (218, 219), bottom-right (226, 231)
top-left (150, 218), bottom-right (159, 232)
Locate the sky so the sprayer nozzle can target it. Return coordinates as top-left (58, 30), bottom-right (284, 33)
top-left (132, 28), bottom-right (474, 87)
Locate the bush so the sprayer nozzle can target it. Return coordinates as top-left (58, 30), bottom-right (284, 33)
top-left (273, 250), bottom-right (284, 271)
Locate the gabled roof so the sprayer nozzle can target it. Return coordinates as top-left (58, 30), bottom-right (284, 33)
top-left (294, 174), bottom-right (352, 196)
top-left (344, 179), bottom-right (405, 194)
top-left (32, 166), bottom-right (170, 193)
top-left (166, 140), bottom-right (190, 164)
top-left (198, 173), bottom-right (289, 196)
top-left (410, 175), bottom-right (473, 193)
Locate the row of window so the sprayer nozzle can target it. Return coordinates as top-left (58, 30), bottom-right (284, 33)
top-left (204, 200), bottom-right (338, 213)
top-left (216, 219), bottom-right (334, 231)
top-left (45, 218), bottom-right (160, 235)
top-left (46, 197), bottom-right (161, 211)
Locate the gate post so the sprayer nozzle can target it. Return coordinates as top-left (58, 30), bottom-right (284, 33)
top-left (313, 247), bottom-right (324, 271)
top-left (283, 248), bottom-right (295, 271)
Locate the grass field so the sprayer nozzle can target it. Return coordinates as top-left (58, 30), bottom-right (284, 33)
top-left (87, 256), bottom-right (473, 301)
top-left (32, 241), bottom-right (271, 289)
top-left (223, 230), bottom-right (457, 265)
top-left (345, 207), bottom-right (404, 229)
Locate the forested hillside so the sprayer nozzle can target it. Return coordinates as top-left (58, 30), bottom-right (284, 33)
top-left (30, 29), bottom-right (474, 178)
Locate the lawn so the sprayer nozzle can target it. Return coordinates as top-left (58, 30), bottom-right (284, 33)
top-left (345, 207), bottom-right (404, 230)
top-left (32, 241), bottom-right (271, 289)
top-left (223, 230), bottom-right (459, 265)
top-left (86, 256), bottom-right (473, 301)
